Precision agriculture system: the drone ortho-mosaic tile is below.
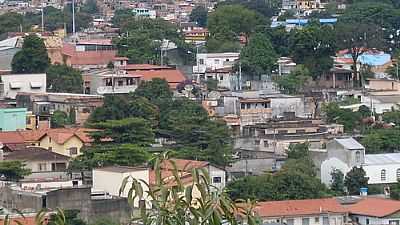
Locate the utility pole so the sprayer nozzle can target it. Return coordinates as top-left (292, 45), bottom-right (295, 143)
top-left (41, 3), bottom-right (44, 32)
top-left (72, 0), bottom-right (76, 35)
top-left (239, 60), bottom-right (242, 90)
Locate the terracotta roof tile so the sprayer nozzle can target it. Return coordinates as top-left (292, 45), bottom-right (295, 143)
top-left (62, 43), bottom-right (117, 66)
top-left (128, 69), bottom-right (186, 89)
top-left (255, 198), bottom-right (347, 218)
top-left (348, 198), bottom-right (400, 217)
top-left (0, 132), bottom-right (25, 144)
top-left (43, 128), bottom-right (95, 144)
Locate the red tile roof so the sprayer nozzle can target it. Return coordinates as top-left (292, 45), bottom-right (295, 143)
top-left (43, 128), bottom-right (96, 144)
top-left (254, 198), bottom-right (347, 218)
top-left (129, 69), bottom-right (186, 89)
top-left (160, 158), bottom-right (209, 171)
top-left (0, 132), bottom-right (25, 144)
top-left (62, 43), bottom-right (117, 66)
top-left (0, 215), bottom-right (45, 225)
top-left (348, 198), bottom-right (400, 217)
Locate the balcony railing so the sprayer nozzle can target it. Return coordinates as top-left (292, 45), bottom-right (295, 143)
top-left (97, 85), bottom-right (138, 94)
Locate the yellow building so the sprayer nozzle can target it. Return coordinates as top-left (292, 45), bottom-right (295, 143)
top-left (34, 128), bottom-right (94, 157)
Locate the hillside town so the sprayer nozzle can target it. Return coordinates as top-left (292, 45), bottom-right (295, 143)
top-left (1, 0), bottom-right (400, 224)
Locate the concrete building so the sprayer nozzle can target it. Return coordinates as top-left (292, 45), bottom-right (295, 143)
top-left (0, 108), bottom-right (26, 131)
top-left (193, 52), bottom-right (239, 74)
top-left (83, 69), bottom-right (141, 95)
top-left (321, 138), bottom-right (400, 186)
top-left (348, 198), bottom-right (400, 225)
top-left (0, 185), bottom-right (133, 223)
top-left (0, 73), bottom-right (46, 99)
top-left (93, 166), bottom-right (150, 208)
top-left (16, 92), bottom-right (104, 126)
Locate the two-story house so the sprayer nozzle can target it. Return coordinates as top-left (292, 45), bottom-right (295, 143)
top-left (85, 69), bottom-right (141, 95)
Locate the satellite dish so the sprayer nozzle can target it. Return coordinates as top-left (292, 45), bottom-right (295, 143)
top-left (208, 91), bottom-right (221, 100)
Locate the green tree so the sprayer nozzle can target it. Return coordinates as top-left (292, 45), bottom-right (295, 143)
top-left (218, 0), bottom-right (280, 18)
top-left (120, 153), bottom-right (258, 225)
top-left (81, 0), bottom-right (98, 14)
top-left (46, 64), bottom-right (83, 93)
top-left (335, 22), bottom-right (384, 87)
top-left (390, 180), bottom-right (400, 200)
top-left (207, 5), bottom-right (264, 52)
top-left (289, 24), bottom-right (336, 78)
top-left (189, 6), bottom-right (208, 27)
top-left (0, 161), bottom-right (31, 181)
top-left (227, 175), bottom-right (275, 200)
top-left (88, 95), bottom-right (159, 126)
top-left (111, 9), bottom-right (134, 27)
top-left (0, 12), bottom-right (24, 38)
top-left (322, 102), bottom-right (362, 132)
top-left (70, 144), bottom-right (150, 170)
top-left (48, 209), bottom-right (86, 225)
top-left (344, 166), bottom-right (369, 195)
top-left (383, 110), bottom-right (400, 126)
top-left (134, 78), bottom-right (173, 107)
top-left (89, 117), bottom-right (155, 146)
top-left (11, 34), bottom-right (50, 74)
top-left (240, 33), bottom-right (277, 76)
top-left (275, 65), bottom-right (311, 95)
top-left (362, 128), bottom-right (400, 153)
top-left (330, 169), bottom-right (345, 195)
top-left (286, 142), bottom-right (310, 160)
top-left (51, 110), bottom-right (73, 128)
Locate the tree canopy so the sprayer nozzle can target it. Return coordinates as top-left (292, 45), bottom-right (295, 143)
top-left (274, 65), bottom-right (311, 95)
top-left (0, 161), bottom-right (31, 181)
top-left (240, 33), bottom-right (277, 75)
top-left (189, 6), bottom-right (208, 27)
top-left (344, 166), bottom-right (369, 195)
top-left (46, 64), bottom-right (83, 93)
top-left (11, 34), bottom-right (50, 74)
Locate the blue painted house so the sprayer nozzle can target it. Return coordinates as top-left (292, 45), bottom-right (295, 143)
top-left (0, 108), bottom-right (27, 131)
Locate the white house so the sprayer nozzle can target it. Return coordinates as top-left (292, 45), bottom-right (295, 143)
top-left (321, 137), bottom-right (400, 186)
top-left (193, 52), bottom-right (239, 74)
top-left (132, 8), bottom-right (156, 19)
top-left (254, 198), bottom-right (348, 225)
top-left (92, 166), bottom-right (150, 208)
top-left (92, 159), bottom-right (226, 208)
top-left (0, 73), bottom-right (46, 99)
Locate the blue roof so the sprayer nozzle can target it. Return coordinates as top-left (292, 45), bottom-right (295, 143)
top-left (344, 53), bottom-right (391, 66)
top-left (320, 18), bottom-right (337, 24)
top-left (286, 19), bottom-right (308, 25)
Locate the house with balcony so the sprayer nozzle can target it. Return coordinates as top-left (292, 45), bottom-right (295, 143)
top-left (0, 73), bottom-right (46, 99)
top-left (239, 98), bottom-right (272, 126)
top-left (85, 69), bottom-right (142, 95)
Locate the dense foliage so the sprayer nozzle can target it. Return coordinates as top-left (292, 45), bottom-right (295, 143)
top-left (227, 143), bottom-right (331, 200)
top-left (344, 167), bottom-right (369, 195)
top-left (46, 64), bottom-right (83, 93)
top-left (11, 34), bottom-right (50, 74)
top-left (0, 161), bottom-right (31, 181)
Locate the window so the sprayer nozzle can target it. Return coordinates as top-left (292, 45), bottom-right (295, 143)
top-left (286, 219), bottom-right (294, 225)
top-left (219, 75), bottom-right (223, 81)
top-left (199, 59), bottom-right (204, 65)
top-left (38, 163), bottom-right (47, 171)
top-left (213, 177), bottom-right (222, 183)
top-left (264, 140), bottom-right (269, 148)
top-left (397, 169), bottom-right (400, 180)
top-left (302, 218), bottom-right (310, 225)
top-left (69, 147), bottom-right (78, 155)
top-left (366, 219), bottom-right (370, 225)
top-left (381, 169), bottom-right (387, 181)
top-left (241, 103), bottom-right (245, 109)
top-left (355, 151), bottom-right (361, 163)
top-left (323, 217), bottom-right (329, 225)
top-left (254, 139), bottom-right (260, 145)
top-left (118, 80), bottom-right (124, 86)
top-left (315, 217), bottom-right (320, 223)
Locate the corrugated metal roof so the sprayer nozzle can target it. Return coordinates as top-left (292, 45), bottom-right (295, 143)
top-left (335, 137), bottom-right (364, 150)
top-left (365, 153), bottom-right (400, 165)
